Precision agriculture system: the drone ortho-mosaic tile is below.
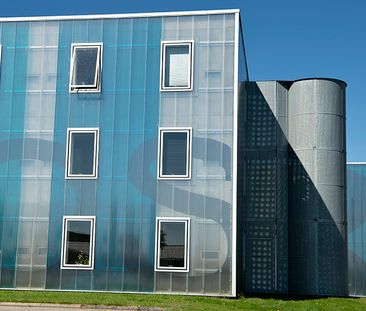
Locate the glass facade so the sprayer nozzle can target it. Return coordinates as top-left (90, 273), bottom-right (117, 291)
top-left (0, 11), bottom-right (241, 296)
top-left (348, 164), bottom-right (366, 296)
top-left (157, 13), bottom-right (236, 295)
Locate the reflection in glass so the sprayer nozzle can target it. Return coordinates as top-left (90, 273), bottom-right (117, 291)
top-left (70, 132), bottom-right (95, 175)
top-left (164, 44), bottom-right (190, 88)
top-left (65, 220), bottom-right (92, 266)
top-left (161, 131), bottom-right (188, 176)
top-left (71, 47), bottom-right (99, 87)
top-left (159, 221), bottom-right (186, 269)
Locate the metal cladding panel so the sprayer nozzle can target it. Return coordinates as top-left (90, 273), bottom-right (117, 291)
top-left (156, 13), bottom-right (236, 296)
top-left (288, 79), bottom-right (347, 296)
top-left (239, 81), bottom-right (289, 294)
top-left (347, 164), bottom-right (366, 296)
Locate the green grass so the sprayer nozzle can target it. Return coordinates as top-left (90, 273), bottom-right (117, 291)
top-left (0, 290), bottom-right (365, 311)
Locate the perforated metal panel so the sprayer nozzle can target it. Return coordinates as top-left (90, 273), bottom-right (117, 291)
top-left (239, 81), bottom-right (289, 293)
top-left (288, 79), bottom-right (347, 296)
top-left (238, 79), bottom-right (346, 296)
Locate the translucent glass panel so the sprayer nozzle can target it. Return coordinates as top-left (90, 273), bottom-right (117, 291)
top-left (25, 94), bottom-right (56, 131)
top-left (61, 217), bottom-right (95, 269)
top-left (27, 48), bottom-right (58, 91)
top-left (20, 179), bottom-right (52, 218)
top-left (0, 13), bottom-right (237, 295)
top-left (22, 133), bottom-right (53, 177)
top-left (161, 42), bottom-right (193, 90)
top-left (157, 13), bottom-right (236, 296)
top-left (156, 218), bottom-right (189, 271)
top-left (159, 129), bottom-right (191, 179)
top-left (0, 21), bottom-right (29, 287)
top-left (46, 17), bottom-right (162, 293)
top-left (15, 220), bottom-right (49, 288)
top-left (70, 44), bottom-right (102, 92)
top-left (14, 21), bottom-right (59, 289)
top-left (347, 165), bottom-right (366, 296)
top-left (66, 129), bottom-right (99, 178)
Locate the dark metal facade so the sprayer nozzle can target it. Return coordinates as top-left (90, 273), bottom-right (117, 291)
top-left (239, 79), bottom-right (347, 296)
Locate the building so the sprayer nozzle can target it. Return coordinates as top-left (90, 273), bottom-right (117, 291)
top-left (239, 79), bottom-right (347, 296)
top-left (0, 9), bottom-right (348, 297)
top-left (347, 163), bottom-right (366, 297)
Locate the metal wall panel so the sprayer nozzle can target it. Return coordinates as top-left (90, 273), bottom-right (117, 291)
top-left (239, 81), bottom-right (289, 293)
top-left (239, 79), bottom-right (347, 296)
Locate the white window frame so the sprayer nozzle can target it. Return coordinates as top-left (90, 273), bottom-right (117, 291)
top-left (69, 43), bottom-right (103, 93)
top-left (155, 217), bottom-right (190, 272)
top-left (65, 128), bottom-right (99, 179)
top-left (160, 40), bottom-right (194, 92)
top-left (60, 216), bottom-right (96, 270)
top-left (157, 127), bottom-right (192, 180)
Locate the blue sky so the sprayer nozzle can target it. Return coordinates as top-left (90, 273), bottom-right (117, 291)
top-left (0, 0), bottom-right (365, 161)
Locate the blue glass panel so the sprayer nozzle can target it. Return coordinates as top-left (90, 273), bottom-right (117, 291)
top-left (46, 16), bottom-right (162, 293)
top-left (81, 181), bottom-right (97, 215)
top-left (122, 17), bottom-right (148, 292)
top-left (0, 22), bottom-right (29, 288)
top-left (87, 20), bottom-right (103, 43)
top-left (60, 270), bottom-right (76, 289)
top-left (76, 270), bottom-right (92, 290)
top-left (46, 20), bottom-right (72, 289)
top-left (94, 181), bottom-right (111, 290)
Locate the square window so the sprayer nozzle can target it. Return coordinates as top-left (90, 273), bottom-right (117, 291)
top-left (69, 43), bottom-right (102, 93)
top-left (160, 41), bottom-right (193, 91)
top-left (65, 128), bottom-right (99, 179)
top-left (61, 216), bottom-right (96, 270)
top-left (155, 218), bottom-right (190, 272)
top-left (158, 128), bottom-right (192, 179)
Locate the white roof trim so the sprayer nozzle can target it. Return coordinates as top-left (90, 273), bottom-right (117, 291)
top-left (0, 9), bottom-right (240, 22)
top-left (347, 162), bottom-right (366, 165)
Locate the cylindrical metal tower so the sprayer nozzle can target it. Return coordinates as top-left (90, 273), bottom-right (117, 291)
top-left (288, 78), bottom-right (347, 295)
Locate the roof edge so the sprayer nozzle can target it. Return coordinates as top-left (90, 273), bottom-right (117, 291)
top-left (242, 77), bottom-right (347, 88)
top-left (291, 77), bottom-right (347, 87)
top-left (347, 162), bottom-right (366, 165)
top-left (0, 9), bottom-right (240, 22)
